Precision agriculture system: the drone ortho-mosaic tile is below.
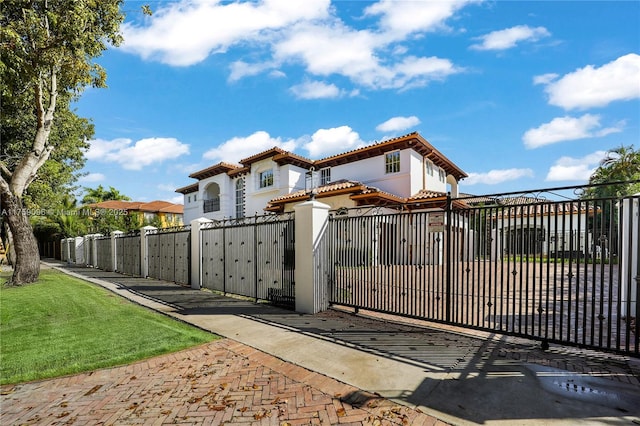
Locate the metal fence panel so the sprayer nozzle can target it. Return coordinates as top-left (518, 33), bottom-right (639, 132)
top-left (115, 234), bottom-right (140, 276)
top-left (147, 230), bottom-right (190, 285)
top-left (96, 237), bottom-right (112, 271)
top-left (202, 227), bottom-right (225, 292)
top-left (200, 215), bottom-right (295, 308)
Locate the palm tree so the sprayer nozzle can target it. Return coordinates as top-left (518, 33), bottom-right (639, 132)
top-left (81, 185), bottom-right (131, 205)
top-left (587, 145), bottom-right (640, 198)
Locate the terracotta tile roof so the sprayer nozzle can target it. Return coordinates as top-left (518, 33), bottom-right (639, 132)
top-left (350, 187), bottom-right (405, 204)
top-left (269, 180), bottom-right (366, 204)
top-left (175, 183), bottom-right (199, 194)
top-left (158, 204), bottom-right (184, 214)
top-left (85, 200), bottom-right (183, 215)
top-left (240, 147), bottom-right (287, 166)
top-left (85, 200), bottom-right (142, 210)
top-left (227, 166), bottom-right (251, 177)
top-left (137, 200), bottom-right (174, 212)
top-left (189, 162), bottom-right (242, 180)
top-left (266, 180), bottom-right (408, 212)
top-left (408, 189), bottom-right (448, 201)
top-left (272, 151), bottom-right (314, 168)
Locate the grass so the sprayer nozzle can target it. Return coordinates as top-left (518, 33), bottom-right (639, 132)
top-left (0, 268), bottom-right (218, 385)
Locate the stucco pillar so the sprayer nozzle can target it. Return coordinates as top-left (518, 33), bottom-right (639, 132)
top-left (110, 231), bottom-right (123, 272)
top-left (140, 226), bottom-right (157, 277)
top-left (91, 234), bottom-right (102, 267)
top-left (190, 217), bottom-right (213, 289)
top-left (621, 196), bottom-right (639, 317)
top-left (294, 200), bottom-right (331, 314)
top-left (74, 236), bottom-right (84, 265)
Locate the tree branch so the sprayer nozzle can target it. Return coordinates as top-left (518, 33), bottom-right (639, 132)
top-left (0, 175), bottom-right (11, 196)
top-left (0, 162), bottom-right (12, 180)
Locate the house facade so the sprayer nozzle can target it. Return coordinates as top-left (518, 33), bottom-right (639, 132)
top-left (84, 200), bottom-right (184, 229)
top-left (177, 132), bottom-right (468, 223)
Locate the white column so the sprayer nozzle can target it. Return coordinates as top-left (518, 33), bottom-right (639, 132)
top-left (140, 226), bottom-right (157, 278)
top-left (110, 231), bottom-right (123, 272)
top-left (190, 217), bottom-right (213, 289)
top-left (92, 234), bottom-right (102, 267)
top-left (621, 196), bottom-right (639, 317)
top-left (74, 236), bottom-right (85, 265)
top-left (294, 200), bottom-right (331, 314)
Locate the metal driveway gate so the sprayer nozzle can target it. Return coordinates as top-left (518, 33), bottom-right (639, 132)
top-left (320, 188), bottom-right (639, 356)
top-left (200, 214), bottom-right (295, 308)
top-left (147, 228), bottom-right (190, 285)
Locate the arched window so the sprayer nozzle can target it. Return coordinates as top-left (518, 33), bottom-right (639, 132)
top-left (203, 182), bottom-right (220, 213)
top-left (235, 178), bottom-right (245, 218)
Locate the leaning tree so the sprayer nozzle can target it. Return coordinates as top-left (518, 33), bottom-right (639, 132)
top-left (0, 0), bottom-right (124, 285)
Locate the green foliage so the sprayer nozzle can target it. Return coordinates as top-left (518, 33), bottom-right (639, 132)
top-left (1, 0), bottom-right (126, 283)
top-left (81, 185), bottom-right (131, 205)
top-left (0, 269), bottom-right (216, 385)
top-left (1, 0), bottom-right (124, 96)
top-left (586, 145), bottom-right (640, 198)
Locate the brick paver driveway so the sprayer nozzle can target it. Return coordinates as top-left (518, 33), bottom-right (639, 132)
top-left (1, 339), bottom-right (443, 426)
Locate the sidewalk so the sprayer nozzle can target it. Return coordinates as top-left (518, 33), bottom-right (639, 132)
top-left (3, 262), bottom-right (640, 425)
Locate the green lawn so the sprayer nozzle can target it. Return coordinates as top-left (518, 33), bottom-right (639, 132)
top-left (0, 268), bottom-right (218, 385)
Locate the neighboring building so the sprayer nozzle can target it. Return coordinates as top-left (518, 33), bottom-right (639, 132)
top-left (177, 132), bottom-right (468, 223)
top-left (84, 200), bottom-right (184, 228)
top-left (460, 194), bottom-right (600, 259)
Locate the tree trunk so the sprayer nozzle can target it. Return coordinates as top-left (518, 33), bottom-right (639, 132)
top-left (1, 191), bottom-right (40, 285)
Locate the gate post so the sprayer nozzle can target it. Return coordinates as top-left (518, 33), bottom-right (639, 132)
top-left (140, 226), bottom-right (157, 278)
top-left (110, 231), bottom-right (123, 272)
top-left (190, 217), bottom-right (213, 289)
top-left (621, 196), bottom-right (639, 317)
top-left (294, 200), bottom-right (330, 314)
top-left (74, 236), bottom-right (85, 265)
top-left (91, 234), bottom-right (102, 267)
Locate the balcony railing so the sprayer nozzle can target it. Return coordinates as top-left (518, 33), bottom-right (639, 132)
top-left (203, 198), bottom-right (220, 213)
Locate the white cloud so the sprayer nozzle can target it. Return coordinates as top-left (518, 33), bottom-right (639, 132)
top-left (464, 168), bottom-right (534, 185)
top-left (303, 126), bottom-right (364, 158)
top-left (545, 151), bottom-right (606, 182)
top-left (85, 137), bottom-right (190, 170)
top-left (229, 60), bottom-right (275, 82)
top-left (120, 0), bottom-right (470, 92)
top-left (84, 138), bottom-right (131, 161)
top-left (290, 81), bottom-right (342, 99)
top-left (540, 53), bottom-right (640, 110)
top-left (157, 183), bottom-right (177, 192)
top-left (121, 0), bottom-right (330, 66)
top-left (376, 116), bottom-right (421, 132)
top-left (533, 73), bottom-right (558, 85)
top-left (523, 114), bottom-right (624, 149)
top-left (168, 195), bottom-right (185, 205)
top-left (78, 173), bottom-right (105, 183)
top-left (365, 0), bottom-right (472, 39)
top-left (275, 22), bottom-right (463, 90)
top-left (470, 25), bottom-right (550, 51)
top-left (203, 131), bottom-right (297, 163)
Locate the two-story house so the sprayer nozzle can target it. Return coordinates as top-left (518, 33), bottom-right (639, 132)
top-left (176, 132), bottom-right (468, 223)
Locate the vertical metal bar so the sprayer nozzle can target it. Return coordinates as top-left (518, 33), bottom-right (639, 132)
top-left (633, 196), bottom-right (640, 355)
top-left (578, 199), bottom-right (587, 345)
top-left (544, 203), bottom-right (552, 341)
top-left (445, 194), bottom-right (452, 323)
top-left (624, 199), bottom-right (633, 353)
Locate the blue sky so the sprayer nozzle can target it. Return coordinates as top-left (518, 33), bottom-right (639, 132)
top-left (75, 0), bottom-right (640, 204)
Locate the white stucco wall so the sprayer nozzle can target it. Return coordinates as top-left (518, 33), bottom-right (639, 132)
top-left (182, 192), bottom-right (200, 224)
